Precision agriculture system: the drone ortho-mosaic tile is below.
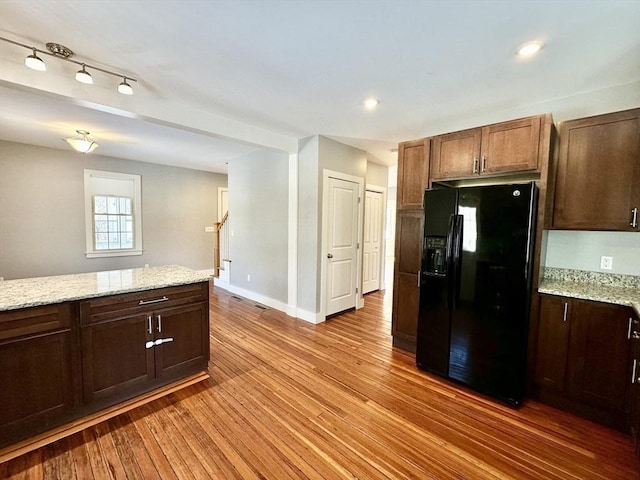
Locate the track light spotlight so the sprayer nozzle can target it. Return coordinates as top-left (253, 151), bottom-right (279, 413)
top-left (24, 48), bottom-right (46, 71)
top-left (1, 36), bottom-right (137, 94)
top-left (118, 77), bottom-right (133, 95)
top-left (75, 64), bottom-right (93, 84)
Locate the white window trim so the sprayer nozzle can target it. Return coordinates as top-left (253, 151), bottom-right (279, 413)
top-left (84, 169), bottom-right (143, 258)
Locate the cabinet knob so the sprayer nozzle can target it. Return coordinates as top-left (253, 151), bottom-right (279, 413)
top-left (632, 331), bottom-right (640, 340)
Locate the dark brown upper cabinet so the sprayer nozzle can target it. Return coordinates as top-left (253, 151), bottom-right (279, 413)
top-left (431, 115), bottom-right (543, 181)
top-left (552, 108), bottom-right (640, 231)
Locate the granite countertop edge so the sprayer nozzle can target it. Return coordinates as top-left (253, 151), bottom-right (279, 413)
top-left (538, 278), bottom-right (640, 317)
top-left (0, 265), bottom-right (212, 312)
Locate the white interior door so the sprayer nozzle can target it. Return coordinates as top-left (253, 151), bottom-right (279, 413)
top-left (326, 177), bottom-right (359, 316)
top-left (363, 190), bottom-right (383, 294)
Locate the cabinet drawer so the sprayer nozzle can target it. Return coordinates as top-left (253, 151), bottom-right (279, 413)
top-left (80, 281), bottom-right (209, 325)
top-left (0, 303), bottom-right (72, 342)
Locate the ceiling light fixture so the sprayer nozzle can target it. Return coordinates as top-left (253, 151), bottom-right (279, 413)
top-left (516, 41), bottom-right (544, 57)
top-left (24, 48), bottom-right (46, 71)
top-left (75, 64), bottom-right (93, 84)
top-left (63, 130), bottom-right (99, 154)
top-left (364, 97), bottom-right (380, 110)
top-left (0, 35), bottom-right (137, 95)
top-left (118, 77), bottom-right (133, 95)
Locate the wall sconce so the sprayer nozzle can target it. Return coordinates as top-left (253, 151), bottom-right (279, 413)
top-left (1, 36), bottom-right (137, 95)
top-left (63, 130), bottom-right (99, 153)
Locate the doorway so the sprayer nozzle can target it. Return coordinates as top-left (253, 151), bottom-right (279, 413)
top-left (363, 187), bottom-right (385, 294)
top-left (321, 171), bottom-right (364, 318)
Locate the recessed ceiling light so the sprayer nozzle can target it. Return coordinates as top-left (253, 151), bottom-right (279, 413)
top-left (364, 97), bottom-right (380, 110)
top-left (516, 41), bottom-right (543, 57)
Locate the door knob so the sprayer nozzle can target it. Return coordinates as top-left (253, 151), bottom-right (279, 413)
top-left (327, 253), bottom-right (333, 259)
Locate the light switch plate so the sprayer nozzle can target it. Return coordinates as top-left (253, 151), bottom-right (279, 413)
top-left (600, 256), bottom-right (613, 270)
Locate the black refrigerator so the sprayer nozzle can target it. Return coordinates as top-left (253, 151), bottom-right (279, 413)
top-left (416, 182), bottom-right (537, 407)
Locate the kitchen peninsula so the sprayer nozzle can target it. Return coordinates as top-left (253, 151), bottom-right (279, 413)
top-left (0, 265), bottom-right (211, 461)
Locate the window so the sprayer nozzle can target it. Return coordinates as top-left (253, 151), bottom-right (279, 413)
top-left (84, 170), bottom-right (142, 258)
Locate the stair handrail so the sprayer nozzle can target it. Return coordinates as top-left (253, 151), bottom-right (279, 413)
top-left (214, 212), bottom-right (229, 277)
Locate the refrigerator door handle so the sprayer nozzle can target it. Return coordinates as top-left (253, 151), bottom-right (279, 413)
top-left (451, 215), bottom-right (464, 310)
top-left (445, 214), bottom-right (456, 310)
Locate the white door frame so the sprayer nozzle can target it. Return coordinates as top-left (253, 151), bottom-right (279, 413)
top-left (320, 169), bottom-right (365, 319)
top-left (364, 184), bottom-right (387, 293)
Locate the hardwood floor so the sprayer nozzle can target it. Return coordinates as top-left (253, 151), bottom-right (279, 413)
top-left (1, 287), bottom-right (639, 479)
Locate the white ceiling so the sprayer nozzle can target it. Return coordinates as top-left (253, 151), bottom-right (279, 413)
top-left (0, 0), bottom-right (639, 173)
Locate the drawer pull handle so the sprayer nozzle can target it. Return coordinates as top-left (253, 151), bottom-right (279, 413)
top-left (480, 155), bottom-right (486, 173)
top-left (145, 340), bottom-right (155, 349)
top-left (631, 207), bottom-right (638, 228)
top-left (139, 296), bottom-right (169, 306)
top-left (562, 302), bottom-right (568, 322)
top-left (629, 318), bottom-right (633, 339)
top-left (632, 359), bottom-right (638, 384)
top-left (147, 315), bottom-right (153, 334)
top-left (472, 157), bottom-right (479, 173)
top-left (157, 314), bottom-right (162, 333)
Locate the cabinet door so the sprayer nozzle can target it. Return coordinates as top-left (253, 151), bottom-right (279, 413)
top-left (567, 300), bottom-right (631, 414)
top-left (154, 302), bottom-right (209, 380)
top-left (535, 295), bottom-right (571, 392)
top-left (480, 116), bottom-right (541, 174)
top-left (81, 314), bottom-right (154, 404)
top-left (391, 211), bottom-right (423, 344)
top-left (431, 128), bottom-right (481, 181)
top-left (629, 324), bottom-right (640, 454)
top-left (397, 139), bottom-right (430, 209)
top-left (0, 331), bottom-right (74, 447)
top-left (553, 108), bottom-right (640, 230)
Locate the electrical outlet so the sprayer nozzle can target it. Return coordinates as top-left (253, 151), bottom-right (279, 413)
top-left (247, 274), bottom-right (251, 282)
top-left (600, 256), bottom-right (613, 270)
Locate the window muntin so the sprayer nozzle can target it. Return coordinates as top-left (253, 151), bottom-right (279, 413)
top-left (93, 195), bottom-right (134, 250)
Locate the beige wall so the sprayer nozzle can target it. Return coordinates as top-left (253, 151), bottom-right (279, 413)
top-left (0, 140), bottom-right (227, 280)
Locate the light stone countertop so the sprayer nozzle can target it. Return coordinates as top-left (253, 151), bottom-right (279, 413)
top-left (0, 265), bottom-right (211, 311)
top-left (538, 268), bottom-right (640, 317)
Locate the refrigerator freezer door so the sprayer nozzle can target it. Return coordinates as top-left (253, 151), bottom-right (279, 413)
top-left (448, 183), bottom-right (536, 405)
top-left (416, 188), bottom-right (457, 376)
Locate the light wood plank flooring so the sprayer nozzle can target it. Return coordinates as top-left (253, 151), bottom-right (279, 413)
top-left (1, 287), bottom-right (639, 479)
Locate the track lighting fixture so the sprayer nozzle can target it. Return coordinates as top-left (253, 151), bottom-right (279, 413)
top-left (63, 130), bottom-right (99, 153)
top-left (24, 48), bottom-right (46, 71)
top-left (1, 36), bottom-right (137, 95)
top-left (118, 77), bottom-right (133, 95)
top-left (75, 64), bottom-right (93, 84)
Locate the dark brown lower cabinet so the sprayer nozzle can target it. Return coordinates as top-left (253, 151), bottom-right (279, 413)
top-left (629, 314), bottom-right (640, 457)
top-left (0, 304), bottom-right (79, 448)
top-left (535, 294), bottom-right (635, 432)
top-left (0, 281), bottom-right (210, 450)
top-left (81, 285), bottom-right (210, 409)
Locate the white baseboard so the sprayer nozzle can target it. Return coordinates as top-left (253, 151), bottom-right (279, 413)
top-left (212, 281), bottom-right (325, 324)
